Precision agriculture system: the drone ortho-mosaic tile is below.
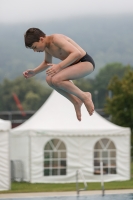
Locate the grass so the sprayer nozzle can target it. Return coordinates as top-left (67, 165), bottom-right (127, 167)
top-left (0, 162), bottom-right (133, 194)
top-left (131, 161), bottom-right (133, 178)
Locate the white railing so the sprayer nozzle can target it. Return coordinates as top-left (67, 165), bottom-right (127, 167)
top-left (76, 169), bottom-right (88, 196)
top-left (100, 161), bottom-right (105, 196)
top-left (76, 164), bottom-right (104, 197)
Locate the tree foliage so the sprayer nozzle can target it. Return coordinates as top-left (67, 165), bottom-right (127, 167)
top-left (74, 78), bottom-right (94, 92)
top-left (105, 69), bottom-right (133, 131)
top-left (0, 77), bottom-right (52, 111)
top-left (90, 63), bottom-right (131, 108)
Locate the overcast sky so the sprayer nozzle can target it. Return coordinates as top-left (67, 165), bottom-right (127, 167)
top-left (0, 0), bottom-right (133, 24)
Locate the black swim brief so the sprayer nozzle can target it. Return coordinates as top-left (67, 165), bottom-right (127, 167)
top-left (79, 53), bottom-right (95, 69)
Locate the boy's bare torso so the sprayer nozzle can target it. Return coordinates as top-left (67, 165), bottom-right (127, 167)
top-left (45, 34), bottom-right (86, 62)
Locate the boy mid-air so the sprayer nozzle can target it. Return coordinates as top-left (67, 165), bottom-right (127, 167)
top-left (23, 28), bottom-right (95, 121)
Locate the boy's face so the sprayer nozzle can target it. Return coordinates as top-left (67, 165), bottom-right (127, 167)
top-left (31, 37), bottom-right (46, 52)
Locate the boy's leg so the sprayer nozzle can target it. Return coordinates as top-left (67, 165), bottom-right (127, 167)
top-left (46, 76), bottom-right (83, 121)
top-left (50, 62), bottom-right (94, 115)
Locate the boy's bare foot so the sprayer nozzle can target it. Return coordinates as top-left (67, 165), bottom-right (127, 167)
top-left (83, 92), bottom-right (94, 116)
top-left (73, 99), bottom-right (83, 121)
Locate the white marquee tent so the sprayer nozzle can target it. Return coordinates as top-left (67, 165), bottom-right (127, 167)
top-left (11, 91), bottom-right (131, 183)
top-left (0, 119), bottom-right (11, 190)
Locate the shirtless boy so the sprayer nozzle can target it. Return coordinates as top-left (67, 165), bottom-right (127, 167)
top-left (23, 28), bottom-right (95, 121)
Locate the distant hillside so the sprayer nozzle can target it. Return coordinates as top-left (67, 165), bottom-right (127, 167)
top-left (0, 14), bottom-right (133, 82)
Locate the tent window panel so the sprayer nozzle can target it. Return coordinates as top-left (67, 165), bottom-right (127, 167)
top-left (102, 159), bottom-right (108, 166)
top-left (94, 167), bottom-right (117, 175)
top-left (101, 138), bottom-right (109, 147)
top-left (60, 160), bottom-right (66, 167)
top-left (44, 169), bottom-right (50, 176)
top-left (94, 167), bottom-right (107, 175)
top-left (93, 138), bottom-right (116, 175)
top-left (51, 139), bottom-right (60, 149)
top-left (44, 138), bottom-right (67, 176)
top-left (110, 160), bottom-right (116, 167)
top-left (61, 151), bottom-right (66, 158)
top-left (94, 167), bottom-right (101, 175)
top-left (52, 168), bottom-right (58, 176)
top-left (94, 151), bottom-right (100, 158)
top-left (52, 151), bottom-right (58, 159)
top-left (108, 141), bottom-right (116, 149)
top-left (94, 142), bottom-right (103, 149)
top-left (58, 142), bottom-right (66, 150)
top-left (102, 151), bottom-right (108, 158)
top-left (61, 168), bottom-right (66, 175)
top-left (110, 168), bottom-right (117, 174)
top-left (103, 167), bottom-right (109, 174)
top-left (44, 160), bottom-right (50, 167)
top-left (52, 160), bottom-right (58, 168)
top-left (45, 142), bottom-right (53, 150)
top-left (110, 151), bottom-right (116, 158)
top-left (44, 152), bottom-right (51, 159)
top-left (94, 160), bottom-right (100, 167)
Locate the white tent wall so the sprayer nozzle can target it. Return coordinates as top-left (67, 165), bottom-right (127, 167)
top-left (29, 134), bottom-right (130, 183)
top-left (0, 119), bottom-right (11, 191)
top-left (10, 135), bottom-right (30, 181)
top-left (10, 131), bottom-right (130, 183)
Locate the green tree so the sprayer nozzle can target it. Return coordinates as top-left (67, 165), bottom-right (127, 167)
top-left (105, 69), bottom-right (133, 155)
top-left (92, 63), bottom-right (131, 108)
top-left (0, 77), bottom-right (52, 111)
top-left (74, 78), bottom-right (93, 92)
top-left (105, 69), bottom-right (133, 130)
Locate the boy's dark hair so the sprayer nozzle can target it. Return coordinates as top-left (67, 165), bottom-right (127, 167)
top-left (24, 28), bottom-right (46, 48)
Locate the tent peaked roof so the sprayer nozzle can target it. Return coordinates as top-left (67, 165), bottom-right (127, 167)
top-left (0, 119), bottom-right (11, 131)
top-left (12, 91), bottom-right (129, 133)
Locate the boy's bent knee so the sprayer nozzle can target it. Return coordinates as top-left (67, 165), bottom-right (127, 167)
top-left (46, 76), bottom-right (53, 86)
top-left (51, 77), bottom-right (61, 87)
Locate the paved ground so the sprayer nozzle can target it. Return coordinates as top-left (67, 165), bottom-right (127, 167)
top-left (0, 189), bottom-right (133, 198)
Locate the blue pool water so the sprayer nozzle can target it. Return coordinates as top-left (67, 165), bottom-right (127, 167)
top-left (1, 193), bottom-right (133, 200)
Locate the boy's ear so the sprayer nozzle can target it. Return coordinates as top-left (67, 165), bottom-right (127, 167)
top-left (39, 37), bottom-right (44, 42)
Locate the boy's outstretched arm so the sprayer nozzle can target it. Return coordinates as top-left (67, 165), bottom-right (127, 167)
top-left (23, 52), bottom-right (52, 78)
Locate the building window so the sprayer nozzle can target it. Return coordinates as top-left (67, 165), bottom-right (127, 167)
top-left (44, 139), bottom-right (67, 176)
top-left (94, 138), bottom-right (116, 175)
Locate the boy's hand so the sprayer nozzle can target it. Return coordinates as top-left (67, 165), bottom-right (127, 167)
top-left (46, 64), bottom-right (61, 76)
top-left (23, 69), bottom-right (36, 79)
